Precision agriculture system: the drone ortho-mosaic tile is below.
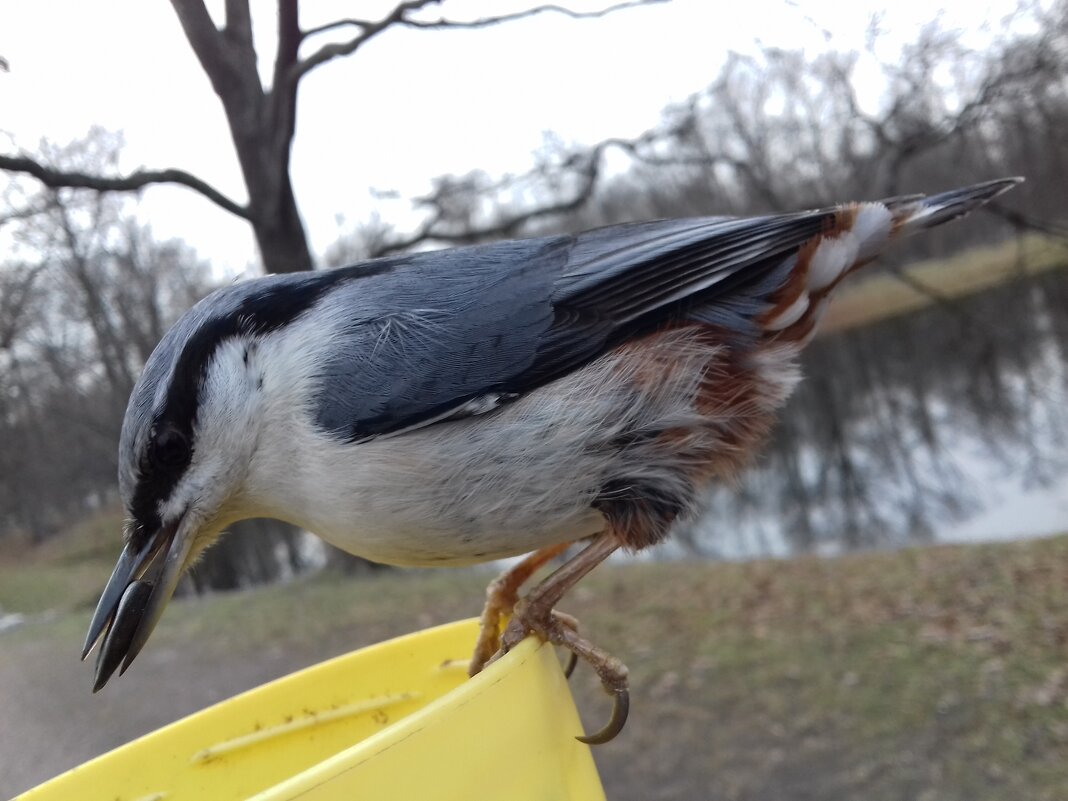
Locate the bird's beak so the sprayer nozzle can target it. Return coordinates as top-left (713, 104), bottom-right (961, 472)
top-left (81, 511), bottom-right (196, 691)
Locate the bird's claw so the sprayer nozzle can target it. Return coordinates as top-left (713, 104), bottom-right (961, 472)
top-left (576, 686), bottom-right (629, 745)
top-left (481, 608), bottom-right (580, 671)
top-left (471, 594), bottom-right (582, 678)
top-left (500, 600), bottom-right (631, 744)
top-left (563, 650), bottom-right (579, 679)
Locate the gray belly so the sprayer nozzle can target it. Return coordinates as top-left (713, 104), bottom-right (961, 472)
top-left (300, 390), bottom-right (619, 567)
top-left (318, 507), bottom-right (607, 568)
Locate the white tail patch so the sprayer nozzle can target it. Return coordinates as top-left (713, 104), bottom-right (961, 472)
top-left (806, 203), bottom-right (893, 293)
top-left (797, 297), bottom-right (831, 347)
top-left (852, 203), bottom-right (893, 260)
top-left (765, 292), bottom-right (810, 331)
top-left (807, 231), bottom-right (859, 292)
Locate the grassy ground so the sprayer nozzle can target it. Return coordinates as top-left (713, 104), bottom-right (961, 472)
top-left (0, 509), bottom-right (122, 617)
top-left (3, 526), bottom-right (1068, 800)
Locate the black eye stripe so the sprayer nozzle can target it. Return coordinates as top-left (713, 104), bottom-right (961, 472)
top-left (151, 428), bottom-right (191, 468)
top-left (125, 266), bottom-right (374, 535)
top-left (130, 423), bottom-right (193, 536)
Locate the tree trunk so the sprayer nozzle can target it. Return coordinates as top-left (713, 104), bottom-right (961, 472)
top-left (249, 173), bottom-right (314, 273)
top-left (170, 0), bottom-right (315, 274)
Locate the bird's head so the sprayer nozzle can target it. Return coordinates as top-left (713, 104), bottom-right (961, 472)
top-left (83, 276), bottom-right (328, 690)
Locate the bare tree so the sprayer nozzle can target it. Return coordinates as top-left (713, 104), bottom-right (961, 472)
top-left (0, 142), bottom-right (215, 543)
top-left (0, 0), bottom-right (666, 274)
top-left (380, 1), bottom-right (1066, 258)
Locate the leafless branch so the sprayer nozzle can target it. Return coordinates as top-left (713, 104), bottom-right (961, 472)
top-left (0, 154), bottom-right (251, 219)
top-left (223, 0), bottom-right (252, 44)
top-left (300, 17), bottom-right (369, 39)
top-left (169, 0), bottom-right (235, 96)
top-left (366, 115), bottom-right (747, 257)
top-left (0, 263), bottom-right (46, 351)
top-left (294, 0), bottom-right (667, 80)
top-left (293, 0), bottom-right (442, 81)
top-left (986, 204), bottom-right (1068, 241)
top-left (369, 143), bottom-right (612, 256)
top-left (0, 202), bottom-right (48, 229)
top-left (271, 0), bottom-right (302, 149)
top-left (398, 0), bottom-right (670, 30)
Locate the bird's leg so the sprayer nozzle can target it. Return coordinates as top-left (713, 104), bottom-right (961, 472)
top-left (468, 541), bottom-right (572, 677)
top-left (497, 532), bottom-right (629, 744)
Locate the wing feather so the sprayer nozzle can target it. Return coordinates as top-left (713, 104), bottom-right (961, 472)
top-left (304, 180), bottom-right (1020, 440)
top-left (310, 209), bottom-right (834, 441)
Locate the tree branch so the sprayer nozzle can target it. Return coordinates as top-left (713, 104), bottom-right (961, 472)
top-left (294, 0), bottom-right (667, 81)
top-left (0, 202), bottom-right (48, 229)
top-left (0, 155), bottom-right (252, 220)
top-left (985, 204), bottom-right (1068, 241)
top-left (170, 0), bottom-right (258, 104)
top-left (364, 114), bottom-right (742, 257)
top-left (293, 0), bottom-right (442, 81)
top-left (300, 17), bottom-right (368, 40)
top-left (369, 143), bottom-right (610, 256)
top-left (223, 0), bottom-right (252, 44)
top-left (169, 0), bottom-right (231, 87)
top-left (399, 0), bottom-right (670, 30)
top-left (271, 0), bottom-right (302, 148)
top-left (0, 263), bottom-right (45, 352)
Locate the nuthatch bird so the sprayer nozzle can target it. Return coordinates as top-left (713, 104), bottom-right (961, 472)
top-left (83, 178), bottom-right (1020, 743)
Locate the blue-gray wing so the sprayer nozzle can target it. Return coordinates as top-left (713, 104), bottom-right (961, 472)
top-left (309, 210), bottom-right (834, 441)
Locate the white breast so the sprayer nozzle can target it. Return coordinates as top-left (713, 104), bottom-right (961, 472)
top-left (243, 362), bottom-right (633, 567)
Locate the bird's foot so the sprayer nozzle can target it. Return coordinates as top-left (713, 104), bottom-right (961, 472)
top-left (472, 533), bottom-right (625, 742)
top-left (482, 607), bottom-right (581, 675)
top-left (469, 572), bottom-right (517, 677)
top-left (468, 542), bottom-right (571, 678)
top-left (499, 598), bottom-right (629, 745)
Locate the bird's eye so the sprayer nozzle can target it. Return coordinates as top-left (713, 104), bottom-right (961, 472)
top-left (151, 428), bottom-right (190, 469)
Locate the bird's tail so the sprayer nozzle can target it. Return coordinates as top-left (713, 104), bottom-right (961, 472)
top-left (755, 177), bottom-right (1023, 343)
top-left (882, 177), bottom-right (1023, 234)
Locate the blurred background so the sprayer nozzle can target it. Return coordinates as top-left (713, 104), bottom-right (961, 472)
top-left (1, 1), bottom-right (1066, 799)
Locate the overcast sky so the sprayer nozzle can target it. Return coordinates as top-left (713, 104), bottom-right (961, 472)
top-left (1, 0), bottom-right (1022, 272)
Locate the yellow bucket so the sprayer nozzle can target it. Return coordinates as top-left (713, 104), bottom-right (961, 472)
top-left (15, 619), bottom-right (606, 800)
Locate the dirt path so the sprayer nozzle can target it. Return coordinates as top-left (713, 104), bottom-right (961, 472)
top-left (0, 625), bottom-right (327, 798)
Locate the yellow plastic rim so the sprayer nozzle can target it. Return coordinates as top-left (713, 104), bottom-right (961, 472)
top-left (16, 619), bottom-right (605, 801)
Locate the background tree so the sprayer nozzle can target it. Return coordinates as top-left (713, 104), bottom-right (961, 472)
top-left (0, 131), bottom-right (215, 541)
top-left (377, 2), bottom-right (1066, 256)
top-left (0, 0), bottom-right (665, 274)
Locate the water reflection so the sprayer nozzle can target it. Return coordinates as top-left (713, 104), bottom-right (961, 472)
top-left (680, 266), bottom-right (1068, 559)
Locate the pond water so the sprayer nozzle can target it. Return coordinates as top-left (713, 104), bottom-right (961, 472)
top-left (668, 266), bottom-right (1068, 561)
